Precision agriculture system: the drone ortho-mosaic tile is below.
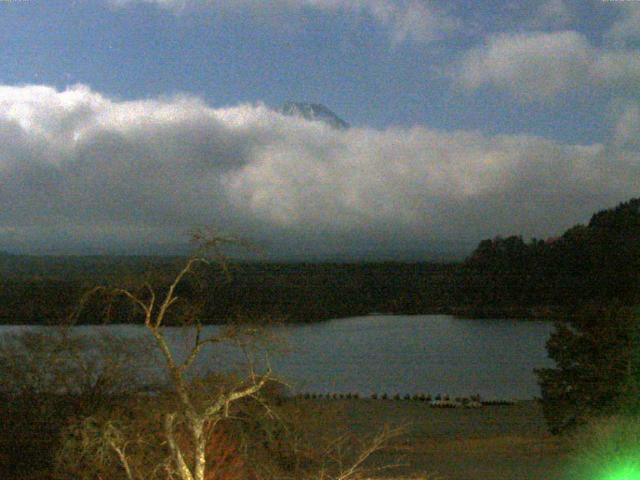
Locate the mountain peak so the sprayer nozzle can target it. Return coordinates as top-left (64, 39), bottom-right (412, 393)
top-left (279, 102), bottom-right (350, 130)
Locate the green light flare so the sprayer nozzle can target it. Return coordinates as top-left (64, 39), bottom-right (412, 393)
top-left (562, 414), bottom-right (640, 480)
top-left (601, 461), bottom-right (640, 480)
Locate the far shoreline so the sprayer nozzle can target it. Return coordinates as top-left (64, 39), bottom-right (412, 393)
top-left (0, 308), bottom-right (560, 326)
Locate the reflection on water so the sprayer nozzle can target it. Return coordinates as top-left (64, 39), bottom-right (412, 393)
top-left (0, 315), bottom-right (555, 399)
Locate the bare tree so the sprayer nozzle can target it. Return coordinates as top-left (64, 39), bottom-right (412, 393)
top-left (54, 234), bottom-right (409, 480)
top-left (71, 238), bottom-right (275, 480)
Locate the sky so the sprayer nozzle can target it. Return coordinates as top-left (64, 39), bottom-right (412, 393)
top-left (0, 0), bottom-right (639, 258)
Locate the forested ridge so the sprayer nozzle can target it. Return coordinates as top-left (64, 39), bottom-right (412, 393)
top-left (462, 197), bottom-right (640, 314)
top-left (1, 197), bottom-right (638, 324)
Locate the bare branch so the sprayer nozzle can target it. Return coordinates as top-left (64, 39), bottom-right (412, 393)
top-left (204, 370), bottom-right (272, 419)
top-left (147, 327), bottom-right (197, 417)
top-left (68, 285), bottom-right (106, 325)
top-left (334, 426), bottom-right (404, 480)
top-left (164, 413), bottom-right (195, 480)
top-left (107, 439), bottom-right (134, 480)
top-left (144, 282), bottom-right (156, 315)
top-left (113, 288), bottom-right (151, 317)
top-left (179, 335), bottom-right (223, 373)
top-left (156, 256), bottom-right (208, 328)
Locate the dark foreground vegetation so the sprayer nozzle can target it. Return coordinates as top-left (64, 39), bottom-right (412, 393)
top-left (1, 198), bottom-right (640, 479)
top-left (0, 393), bottom-right (567, 480)
top-left (1, 197), bottom-right (639, 325)
top-left (0, 250), bottom-right (402, 480)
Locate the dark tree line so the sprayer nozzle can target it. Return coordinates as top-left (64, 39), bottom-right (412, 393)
top-left (461, 197), bottom-right (640, 315)
top-left (0, 261), bottom-right (460, 324)
top-left (1, 197), bottom-right (639, 324)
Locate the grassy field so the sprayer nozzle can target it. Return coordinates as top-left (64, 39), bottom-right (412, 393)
top-left (311, 399), bottom-right (571, 480)
top-left (0, 397), bottom-right (572, 480)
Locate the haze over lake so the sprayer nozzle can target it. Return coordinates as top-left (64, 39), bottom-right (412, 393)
top-left (0, 315), bottom-right (555, 400)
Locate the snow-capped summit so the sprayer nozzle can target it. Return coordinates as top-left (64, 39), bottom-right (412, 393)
top-left (279, 102), bottom-right (350, 130)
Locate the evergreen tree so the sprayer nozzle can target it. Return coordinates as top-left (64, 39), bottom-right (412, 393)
top-left (535, 302), bottom-right (640, 434)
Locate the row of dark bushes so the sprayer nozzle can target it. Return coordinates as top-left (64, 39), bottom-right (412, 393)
top-left (291, 392), bottom-right (515, 405)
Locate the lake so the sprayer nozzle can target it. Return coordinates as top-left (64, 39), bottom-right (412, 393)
top-left (0, 315), bottom-right (556, 400)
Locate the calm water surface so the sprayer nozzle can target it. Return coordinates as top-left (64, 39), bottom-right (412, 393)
top-left (0, 315), bottom-right (555, 400)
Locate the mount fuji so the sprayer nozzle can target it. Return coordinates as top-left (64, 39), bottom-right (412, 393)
top-left (279, 102), bottom-right (350, 130)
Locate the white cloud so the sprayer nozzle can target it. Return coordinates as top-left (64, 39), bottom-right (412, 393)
top-left (606, 2), bottom-right (640, 45)
top-left (455, 31), bottom-right (592, 100)
top-left (1, 84), bottom-right (637, 255)
top-left (530, 0), bottom-right (572, 29)
top-left (455, 30), bottom-right (640, 101)
top-left (612, 102), bottom-right (640, 149)
top-left (370, 0), bottom-right (461, 45)
top-left (109, 0), bottom-right (186, 8)
top-left (108, 0), bottom-right (459, 45)
top-left (590, 49), bottom-right (640, 86)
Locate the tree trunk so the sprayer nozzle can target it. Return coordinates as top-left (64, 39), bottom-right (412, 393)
top-left (192, 419), bottom-right (206, 480)
top-left (164, 413), bottom-right (195, 480)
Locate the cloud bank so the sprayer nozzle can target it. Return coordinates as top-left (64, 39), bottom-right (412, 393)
top-left (1, 84), bottom-right (637, 256)
top-left (455, 30), bottom-right (640, 101)
top-left (108, 0), bottom-right (460, 45)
